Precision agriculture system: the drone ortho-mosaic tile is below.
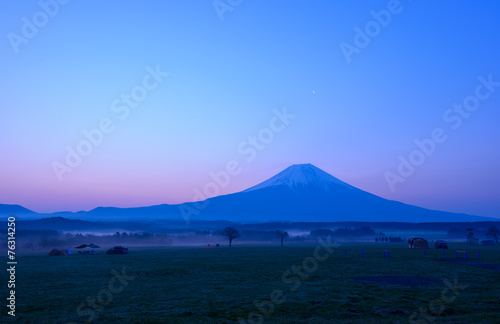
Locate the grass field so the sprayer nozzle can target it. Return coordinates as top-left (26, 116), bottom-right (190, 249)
top-left (5, 242), bottom-right (500, 323)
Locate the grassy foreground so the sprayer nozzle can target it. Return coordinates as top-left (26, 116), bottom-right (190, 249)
top-left (3, 242), bottom-right (500, 323)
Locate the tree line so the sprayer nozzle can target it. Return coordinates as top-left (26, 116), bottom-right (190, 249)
top-left (3, 226), bottom-right (417, 250)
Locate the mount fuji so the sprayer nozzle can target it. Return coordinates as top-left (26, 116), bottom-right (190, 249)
top-left (184, 163), bottom-right (487, 222)
top-left (2, 164), bottom-right (490, 222)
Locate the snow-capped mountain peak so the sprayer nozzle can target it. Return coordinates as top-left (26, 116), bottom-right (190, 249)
top-left (243, 164), bottom-right (356, 193)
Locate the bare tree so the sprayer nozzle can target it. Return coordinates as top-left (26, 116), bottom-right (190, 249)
top-left (276, 230), bottom-right (289, 247)
top-left (223, 227), bottom-right (240, 247)
top-left (486, 226), bottom-right (499, 243)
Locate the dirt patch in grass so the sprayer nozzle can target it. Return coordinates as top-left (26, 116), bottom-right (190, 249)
top-left (350, 275), bottom-right (441, 287)
top-left (439, 258), bottom-right (500, 271)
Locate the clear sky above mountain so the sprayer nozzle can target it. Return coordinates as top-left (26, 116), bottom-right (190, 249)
top-left (1, 1), bottom-right (499, 218)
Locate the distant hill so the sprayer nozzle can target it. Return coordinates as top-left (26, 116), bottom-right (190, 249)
top-left (14, 217), bottom-right (237, 233)
top-left (15, 217), bottom-right (151, 232)
top-left (0, 204), bottom-right (35, 216)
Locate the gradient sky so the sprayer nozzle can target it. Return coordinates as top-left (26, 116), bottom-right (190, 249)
top-left (1, 1), bottom-right (499, 218)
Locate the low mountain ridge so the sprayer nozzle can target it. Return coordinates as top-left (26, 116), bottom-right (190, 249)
top-left (0, 204), bottom-right (35, 216)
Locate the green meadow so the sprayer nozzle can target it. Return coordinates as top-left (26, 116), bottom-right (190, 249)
top-left (6, 242), bottom-right (500, 323)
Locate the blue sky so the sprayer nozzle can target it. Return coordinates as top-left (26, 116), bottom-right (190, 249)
top-left (1, 0), bottom-right (499, 218)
